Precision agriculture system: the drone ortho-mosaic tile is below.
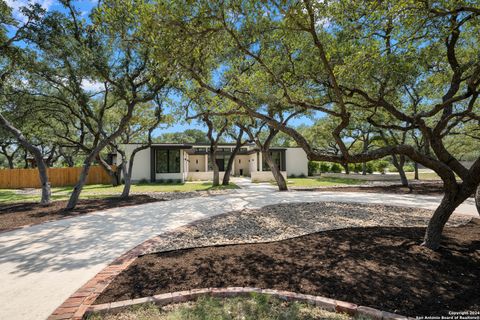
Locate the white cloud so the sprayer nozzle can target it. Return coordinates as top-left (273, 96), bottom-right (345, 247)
top-left (81, 79), bottom-right (104, 92)
top-left (5, 0), bottom-right (55, 21)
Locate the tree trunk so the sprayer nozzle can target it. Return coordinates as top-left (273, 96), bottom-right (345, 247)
top-left (262, 149), bottom-right (288, 191)
top-left (362, 162), bottom-right (367, 175)
top-left (422, 186), bottom-right (471, 250)
top-left (476, 185), bottom-right (480, 216)
top-left (97, 155), bottom-right (120, 186)
top-left (343, 163), bottom-right (350, 174)
top-left (66, 161), bottom-right (93, 210)
top-left (6, 155), bottom-right (14, 169)
top-left (0, 113), bottom-right (51, 204)
top-left (222, 147), bottom-right (241, 185)
top-left (391, 154), bottom-right (408, 187)
top-left (121, 151), bottom-right (134, 199)
top-left (209, 149), bottom-right (220, 186)
top-left (414, 162), bottom-right (419, 180)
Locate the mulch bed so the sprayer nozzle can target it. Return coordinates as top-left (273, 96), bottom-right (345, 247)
top-left (95, 219), bottom-right (480, 316)
top-left (294, 182), bottom-right (451, 195)
top-left (0, 195), bottom-right (159, 231)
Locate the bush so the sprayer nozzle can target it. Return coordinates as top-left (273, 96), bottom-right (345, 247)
top-left (330, 163), bottom-right (342, 173)
top-left (308, 161), bottom-right (320, 176)
top-left (349, 163), bottom-right (362, 173)
top-left (298, 173), bottom-right (306, 178)
top-left (375, 160), bottom-right (390, 174)
top-left (365, 162), bottom-right (374, 174)
top-left (138, 178), bottom-right (149, 184)
top-left (320, 162), bottom-right (330, 173)
top-left (404, 164), bottom-right (415, 172)
top-left (388, 164), bottom-right (398, 172)
top-left (288, 174), bottom-right (297, 178)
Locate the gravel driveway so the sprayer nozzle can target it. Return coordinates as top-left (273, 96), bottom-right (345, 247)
top-left (146, 201), bottom-right (471, 254)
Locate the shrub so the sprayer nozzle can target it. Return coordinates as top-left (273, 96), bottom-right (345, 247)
top-left (388, 164), bottom-right (398, 172)
top-left (288, 174), bottom-right (297, 178)
top-left (308, 161), bottom-right (320, 176)
top-left (348, 163), bottom-right (362, 173)
top-left (404, 164), bottom-right (415, 172)
top-left (330, 163), bottom-right (342, 173)
top-left (298, 173), bottom-right (306, 178)
top-left (138, 178), bottom-right (149, 184)
top-left (320, 162), bottom-right (330, 173)
top-left (166, 179), bottom-right (174, 184)
top-left (156, 179), bottom-right (165, 184)
top-left (365, 162), bottom-right (374, 174)
top-left (375, 160), bottom-right (390, 174)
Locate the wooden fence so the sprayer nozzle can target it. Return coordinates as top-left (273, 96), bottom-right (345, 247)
top-left (0, 166), bottom-right (115, 189)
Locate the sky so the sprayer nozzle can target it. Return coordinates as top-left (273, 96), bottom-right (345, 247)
top-left (5, 0), bottom-right (316, 136)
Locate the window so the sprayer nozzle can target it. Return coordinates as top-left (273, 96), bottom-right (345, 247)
top-left (207, 153), bottom-right (230, 171)
top-left (263, 151), bottom-right (283, 171)
top-left (156, 149), bottom-right (180, 173)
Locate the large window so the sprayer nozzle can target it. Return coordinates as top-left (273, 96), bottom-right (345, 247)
top-left (156, 149), bottom-right (180, 173)
top-left (207, 153), bottom-right (230, 172)
top-left (263, 150), bottom-right (283, 171)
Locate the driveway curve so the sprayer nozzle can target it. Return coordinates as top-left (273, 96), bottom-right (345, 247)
top-left (0, 180), bottom-right (477, 320)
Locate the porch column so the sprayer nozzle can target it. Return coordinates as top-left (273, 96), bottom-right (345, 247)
top-left (258, 152), bottom-right (263, 172)
top-left (204, 154), bottom-right (208, 172)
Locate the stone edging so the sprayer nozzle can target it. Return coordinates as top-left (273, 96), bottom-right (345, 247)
top-left (85, 287), bottom-right (410, 320)
top-left (48, 216), bottom-right (218, 320)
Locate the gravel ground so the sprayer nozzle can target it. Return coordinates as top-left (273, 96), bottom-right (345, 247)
top-left (147, 202), bottom-right (471, 254)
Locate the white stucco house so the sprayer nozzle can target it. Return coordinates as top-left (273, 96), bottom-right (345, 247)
top-left (118, 143), bottom-right (309, 182)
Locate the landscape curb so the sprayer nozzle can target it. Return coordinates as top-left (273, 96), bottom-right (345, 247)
top-left (47, 216), bottom-right (219, 320)
top-left (84, 287), bottom-right (411, 320)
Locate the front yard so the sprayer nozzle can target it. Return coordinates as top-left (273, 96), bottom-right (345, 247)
top-left (93, 202), bottom-right (478, 317)
top-left (284, 177), bottom-right (365, 187)
top-left (0, 182), bottom-right (238, 204)
top-left (88, 295), bottom-right (350, 320)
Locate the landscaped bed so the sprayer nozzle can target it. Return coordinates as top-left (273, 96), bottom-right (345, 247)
top-left (293, 182), bottom-right (451, 196)
top-left (0, 184), bottom-right (236, 231)
top-left (0, 195), bottom-right (160, 231)
top-left (95, 218), bottom-right (480, 317)
top-left (88, 295), bottom-right (350, 320)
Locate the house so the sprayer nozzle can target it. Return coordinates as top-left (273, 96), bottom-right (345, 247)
top-left (119, 143), bottom-right (309, 182)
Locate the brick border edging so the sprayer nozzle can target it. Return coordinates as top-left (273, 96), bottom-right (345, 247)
top-left (48, 215), bottom-right (226, 320)
top-left (85, 287), bottom-right (410, 320)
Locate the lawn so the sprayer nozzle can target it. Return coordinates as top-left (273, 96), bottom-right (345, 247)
top-left (283, 177), bottom-right (365, 187)
top-left (0, 182), bottom-right (238, 204)
top-left (87, 295), bottom-right (350, 320)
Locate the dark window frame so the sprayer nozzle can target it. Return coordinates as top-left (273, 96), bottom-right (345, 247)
top-left (155, 149), bottom-right (181, 173)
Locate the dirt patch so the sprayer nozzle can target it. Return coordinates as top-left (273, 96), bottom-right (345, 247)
top-left (0, 195), bottom-right (160, 231)
top-left (293, 182), bottom-right (454, 196)
top-left (95, 219), bottom-right (480, 316)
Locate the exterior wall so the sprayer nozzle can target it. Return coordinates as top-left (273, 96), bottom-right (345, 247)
top-left (187, 171), bottom-right (225, 181)
top-left (251, 171), bottom-right (287, 182)
top-left (249, 153), bottom-right (258, 173)
top-left (119, 144), bottom-right (150, 182)
top-left (234, 155), bottom-right (250, 176)
top-left (285, 148), bottom-right (308, 176)
top-left (189, 155), bottom-right (206, 172)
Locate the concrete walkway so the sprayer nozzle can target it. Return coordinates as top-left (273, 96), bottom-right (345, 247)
top-left (0, 179), bottom-right (477, 320)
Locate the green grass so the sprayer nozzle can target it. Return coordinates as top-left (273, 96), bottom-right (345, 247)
top-left (405, 172), bottom-right (442, 180)
top-left (282, 177), bottom-right (365, 187)
top-left (0, 182), bottom-right (238, 204)
top-left (87, 294), bottom-right (351, 320)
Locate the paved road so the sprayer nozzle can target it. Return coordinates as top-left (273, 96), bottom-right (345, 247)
top-left (0, 178), bottom-right (477, 320)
